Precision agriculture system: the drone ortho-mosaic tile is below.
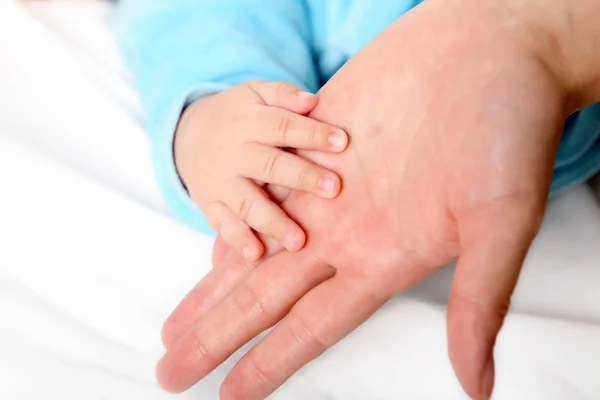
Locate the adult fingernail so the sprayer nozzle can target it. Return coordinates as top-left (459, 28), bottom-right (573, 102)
top-left (328, 129), bottom-right (347, 151)
top-left (318, 176), bottom-right (336, 197)
top-left (482, 359), bottom-right (495, 400)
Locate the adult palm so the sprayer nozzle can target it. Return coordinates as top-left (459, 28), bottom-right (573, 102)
top-left (157, 1), bottom-right (572, 399)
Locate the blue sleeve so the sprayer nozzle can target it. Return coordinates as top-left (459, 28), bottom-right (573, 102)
top-left (112, 0), bottom-right (319, 234)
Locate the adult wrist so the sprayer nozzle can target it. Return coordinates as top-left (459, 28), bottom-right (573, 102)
top-left (511, 0), bottom-right (600, 111)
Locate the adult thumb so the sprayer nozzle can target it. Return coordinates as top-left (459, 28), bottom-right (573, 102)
top-left (447, 199), bottom-right (545, 399)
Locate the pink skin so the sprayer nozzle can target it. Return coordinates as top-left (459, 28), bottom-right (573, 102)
top-left (176, 81), bottom-right (349, 262)
top-left (158, 0), bottom-right (600, 399)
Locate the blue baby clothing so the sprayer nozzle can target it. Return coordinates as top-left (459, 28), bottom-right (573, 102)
top-left (112, 0), bottom-right (600, 235)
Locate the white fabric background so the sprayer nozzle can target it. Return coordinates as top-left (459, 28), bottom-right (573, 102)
top-left (0, 1), bottom-right (599, 399)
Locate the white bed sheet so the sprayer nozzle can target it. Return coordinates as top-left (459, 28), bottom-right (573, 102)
top-left (0, 1), bottom-right (598, 399)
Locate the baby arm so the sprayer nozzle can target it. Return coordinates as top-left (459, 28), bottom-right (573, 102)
top-left (112, 0), bottom-right (323, 236)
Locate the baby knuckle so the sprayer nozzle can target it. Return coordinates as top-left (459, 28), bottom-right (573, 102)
top-left (247, 79), bottom-right (266, 87)
top-left (236, 197), bottom-right (254, 221)
top-left (273, 81), bottom-right (291, 98)
top-left (244, 80), bottom-right (267, 95)
top-left (204, 203), bottom-right (224, 230)
top-left (206, 214), bottom-right (222, 233)
top-left (262, 152), bottom-right (282, 178)
top-left (219, 221), bottom-right (238, 243)
top-left (308, 124), bottom-right (322, 146)
top-left (296, 167), bottom-right (311, 190)
top-left (259, 212), bottom-right (279, 235)
top-left (275, 116), bottom-right (291, 144)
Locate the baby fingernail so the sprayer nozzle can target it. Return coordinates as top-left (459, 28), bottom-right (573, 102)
top-left (318, 176), bottom-right (336, 196)
top-left (328, 130), bottom-right (347, 151)
top-left (297, 91), bottom-right (316, 99)
top-left (242, 247), bottom-right (251, 261)
top-left (284, 231), bottom-right (298, 251)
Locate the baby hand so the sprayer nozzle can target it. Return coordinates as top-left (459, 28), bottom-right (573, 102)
top-left (174, 81), bottom-right (348, 261)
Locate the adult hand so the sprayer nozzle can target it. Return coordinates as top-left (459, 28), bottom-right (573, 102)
top-left (156, 0), bottom-right (600, 399)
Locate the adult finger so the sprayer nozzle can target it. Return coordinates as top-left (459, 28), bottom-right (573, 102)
top-left (162, 246), bottom-right (254, 349)
top-left (448, 200), bottom-right (543, 400)
top-left (212, 235), bottom-right (233, 268)
top-left (240, 143), bottom-right (341, 198)
top-left (220, 275), bottom-right (388, 400)
top-left (252, 107), bottom-right (347, 152)
top-left (163, 234), bottom-right (286, 349)
top-left (156, 251), bottom-right (334, 393)
top-left (247, 80), bottom-right (318, 115)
